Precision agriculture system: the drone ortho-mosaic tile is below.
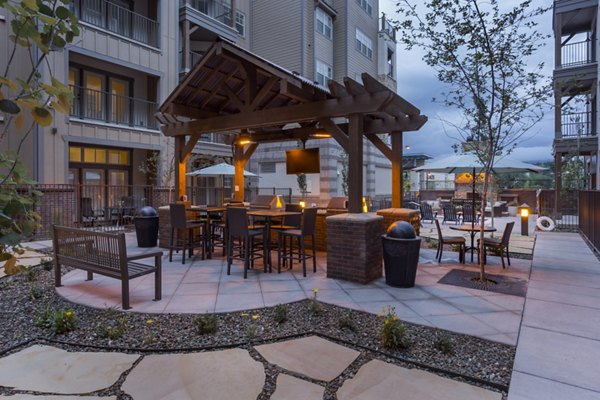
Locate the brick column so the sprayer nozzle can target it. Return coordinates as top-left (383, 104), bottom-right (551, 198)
top-left (377, 208), bottom-right (421, 236)
top-left (326, 213), bottom-right (384, 284)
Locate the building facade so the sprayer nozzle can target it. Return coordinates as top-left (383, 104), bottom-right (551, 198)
top-left (553, 0), bottom-right (600, 190)
top-left (0, 0), bottom-right (398, 205)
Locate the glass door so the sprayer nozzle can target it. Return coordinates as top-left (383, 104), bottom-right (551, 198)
top-left (109, 78), bottom-right (129, 125)
top-left (83, 72), bottom-right (106, 121)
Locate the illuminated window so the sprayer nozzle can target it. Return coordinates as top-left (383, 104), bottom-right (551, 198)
top-left (69, 146), bottom-right (81, 162)
top-left (70, 146), bottom-right (129, 165)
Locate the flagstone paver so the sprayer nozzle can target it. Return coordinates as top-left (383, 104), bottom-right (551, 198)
top-left (337, 359), bottom-right (502, 400)
top-left (0, 396), bottom-right (117, 399)
top-left (255, 336), bottom-right (360, 382)
top-left (271, 374), bottom-right (325, 400)
top-left (0, 345), bottom-right (138, 394)
top-left (122, 349), bottom-right (264, 400)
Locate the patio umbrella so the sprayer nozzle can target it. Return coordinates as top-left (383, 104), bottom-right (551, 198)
top-left (186, 163), bottom-right (257, 205)
top-left (413, 153), bottom-right (547, 228)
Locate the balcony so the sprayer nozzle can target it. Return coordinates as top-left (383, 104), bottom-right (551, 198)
top-left (179, 0), bottom-right (238, 42)
top-left (561, 39), bottom-right (595, 67)
top-left (73, 0), bottom-right (159, 48)
top-left (380, 15), bottom-right (396, 41)
top-left (70, 85), bottom-right (158, 130)
top-left (560, 111), bottom-right (596, 137)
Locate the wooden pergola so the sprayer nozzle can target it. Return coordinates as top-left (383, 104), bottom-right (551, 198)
top-left (156, 40), bottom-right (427, 213)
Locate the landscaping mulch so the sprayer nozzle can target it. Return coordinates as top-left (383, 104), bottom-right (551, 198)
top-left (0, 262), bottom-right (515, 399)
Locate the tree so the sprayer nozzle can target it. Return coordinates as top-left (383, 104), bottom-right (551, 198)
top-left (296, 173), bottom-right (307, 197)
top-left (396, 0), bottom-right (549, 281)
top-left (0, 0), bottom-right (79, 272)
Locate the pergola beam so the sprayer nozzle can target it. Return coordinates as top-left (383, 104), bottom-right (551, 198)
top-left (318, 118), bottom-right (349, 152)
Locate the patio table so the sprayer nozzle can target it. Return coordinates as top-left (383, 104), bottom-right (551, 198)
top-left (247, 209), bottom-right (302, 268)
top-left (449, 224), bottom-right (497, 262)
top-left (187, 206), bottom-right (226, 259)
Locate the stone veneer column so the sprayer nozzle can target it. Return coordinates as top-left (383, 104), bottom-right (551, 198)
top-left (376, 208), bottom-right (421, 236)
top-left (326, 213), bottom-right (384, 284)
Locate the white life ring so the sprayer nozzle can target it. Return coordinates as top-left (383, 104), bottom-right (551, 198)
top-left (536, 216), bottom-right (555, 232)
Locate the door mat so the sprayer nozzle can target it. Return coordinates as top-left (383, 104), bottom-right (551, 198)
top-left (438, 269), bottom-right (527, 297)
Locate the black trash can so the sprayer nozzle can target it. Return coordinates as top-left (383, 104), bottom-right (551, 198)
top-left (382, 221), bottom-right (421, 287)
top-left (135, 206), bottom-right (159, 247)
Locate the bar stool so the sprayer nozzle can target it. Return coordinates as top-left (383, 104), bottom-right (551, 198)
top-left (226, 207), bottom-right (268, 278)
top-left (277, 208), bottom-right (318, 277)
top-left (168, 203), bottom-right (206, 264)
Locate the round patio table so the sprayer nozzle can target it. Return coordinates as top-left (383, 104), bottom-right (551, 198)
top-left (449, 224), bottom-right (497, 262)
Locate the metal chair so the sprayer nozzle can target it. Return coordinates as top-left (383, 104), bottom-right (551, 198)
top-left (277, 208), bottom-right (318, 277)
top-left (462, 203), bottom-right (480, 224)
top-left (419, 202), bottom-right (437, 224)
top-left (168, 203), bottom-right (206, 264)
top-left (478, 221), bottom-right (514, 268)
top-left (226, 207), bottom-right (268, 278)
top-left (442, 204), bottom-right (460, 224)
top-left (435, 219), bottom-right (465, 263)
top-left (81, 197), bottom-right (103, 226)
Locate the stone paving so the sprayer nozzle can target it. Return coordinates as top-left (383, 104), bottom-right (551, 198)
top-left (0, 336), bottom-right (501, 399)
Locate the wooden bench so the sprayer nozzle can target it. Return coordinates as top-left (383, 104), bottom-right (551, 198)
top-left (52, 226), bottom-right (162, 310)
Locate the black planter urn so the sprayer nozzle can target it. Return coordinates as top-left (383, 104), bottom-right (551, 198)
top-left (382, 221), bottom-right (421, 288)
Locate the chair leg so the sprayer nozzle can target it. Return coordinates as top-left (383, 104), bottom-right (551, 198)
top-left (500, 248), bottom-right (506, 269)
top-left (277, 232), bottom-right (282, 273)
top-left (169, 228), bottom-right (174, 262)
top-left (300, 237), bottom-right (306, 277)
top-left (243, 237), bottom-right (249, 279)
top-left (226, 234), bottom-right (233, 276)
top-left (121, 279), bottom-right (130, 310)
top-left (264, 233), bottom-right (269, 273)
top-left (506, 245), bottom-right (511, 266)
top-left (438, 242), bottom-right (444, 262)
top-left (154, 256), bottom-right (162, 301)
top-left (312, 235), bottom-right (316, 273)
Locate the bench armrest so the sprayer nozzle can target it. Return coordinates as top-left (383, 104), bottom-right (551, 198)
top-left (127, 251), bottom-right (163, 262)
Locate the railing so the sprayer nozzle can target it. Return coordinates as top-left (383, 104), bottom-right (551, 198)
top-left (179, 50), bottom-right (206, 70)
top-left (73, 0), bottom-right (159, 47)
top-left (561, 39), bottom-right (595, 68)
top-left (183, 0), bottom-right (233, 26)
top-left (538, 189), bottom-right (579, 230)
top-left (420, 180), bottom-right (455, 190)
top-left (561, 111), bottom-right (595, 137)
top-left (70, 85), bottom-right (158, 130)
top-left (579, 190), bottom-right (600, 253)
top-left (381, 15), bottom-right (396, 40)
top-left (10, 184), bottom-right (293, 240)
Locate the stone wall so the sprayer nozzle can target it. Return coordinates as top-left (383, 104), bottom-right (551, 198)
top-left (376, 208), bottom-right (421, 236)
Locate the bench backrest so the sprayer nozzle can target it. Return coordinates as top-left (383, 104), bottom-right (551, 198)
top-left (53, 226), bottom-right (127, 277)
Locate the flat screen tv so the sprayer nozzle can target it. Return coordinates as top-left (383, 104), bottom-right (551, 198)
top-left (286, 148), bottom-right (320, 174)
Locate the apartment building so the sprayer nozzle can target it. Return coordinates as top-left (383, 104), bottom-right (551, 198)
top-left (0, 0), bottom-right (398, 204)
top-left (553, 0), bottom-right (600, 190)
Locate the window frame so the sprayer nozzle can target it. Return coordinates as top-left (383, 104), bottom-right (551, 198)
top-left (355, 28), bottom-right (373, 60)
top-left (235, 10), bottom-right (245, 37)
top-left (356, 0), bottom-right (373, 16)
top-left (316, 59), bottom-right (333, 87)
top-left (315, 7), bottom-right (333, 40)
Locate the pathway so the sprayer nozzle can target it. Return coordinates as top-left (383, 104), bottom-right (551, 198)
top-left (508, 232), bottom-right (600, 400)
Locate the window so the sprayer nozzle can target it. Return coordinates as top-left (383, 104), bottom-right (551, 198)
top-left (316, 60), bottom-right (333, 87)
top-left (315, 8), bottom-right (332, 39)
top-left (356, 0), bottom-right (373, 16)
top-left (355, 28), bottom-right (373, 59)
top-left (235, 11), bottom-right (245, 37)
top-left (69, 145), bottom-right (130, 166)
top-left (387, 48), bottom-right (395, 77)
top-left (260, 162), bottom-right (276, 173)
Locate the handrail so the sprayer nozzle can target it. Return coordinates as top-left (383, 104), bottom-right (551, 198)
top-left (561, 39), bottom-right (595, 68)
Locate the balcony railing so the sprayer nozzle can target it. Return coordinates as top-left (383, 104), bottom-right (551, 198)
top-left (561, 39), bottom-right (595, 67)
top-left (381, 14), bottom-right (396, 41)
top-left (183, 0), bottom-right (233, 26)
top-left (73, 0), bottom-right (159, 47)
top-left (420, 181), bottom-right (455, 191)
top-left (561, 111), bottom-right (596, 137)
top-left (70, 85), bottom-right (158, 130)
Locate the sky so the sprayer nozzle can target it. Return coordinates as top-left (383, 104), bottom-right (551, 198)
top-left (379, 0), bottom-right (554, 163)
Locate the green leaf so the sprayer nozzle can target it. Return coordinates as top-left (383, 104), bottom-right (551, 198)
top-left (38, 3), bottom-right (53, 16)
top-left (38, 15), bottom-right (56, 25)
top-left (52, 35), bottom-right (66, 48)
top-left (31, 107), bottom-right (52, 126)
top-left (55, 6), bottom-right (70, 20)
top-left (21, 0), bottom-right (38, 11)
top-left (0, 99), bottom-right (21, 114)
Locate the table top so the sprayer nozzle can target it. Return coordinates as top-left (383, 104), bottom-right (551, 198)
top-left (247, 210), bottom-right (301, 218)
top-left (450, 224), bottom-right (497, 233)
top-left (187, 206), bottom-right (226, 212)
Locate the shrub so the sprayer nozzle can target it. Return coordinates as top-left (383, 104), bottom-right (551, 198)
top-left (97, 316), bottom-right (128, 340)
top-left (273, 304), bottom-right (288, 324)
top-left (193, 314), bottom-right (218, 335)
top-left (29, 284), bottom-right (42, 300)
top-left (435, 332), bottom-right (454, 355)
top-left (36, 307), bottom-right (76, 335)
top-left (379, 306), bottom-right (408, 350)
top-left (339, 314), bottom-right (357, 332)
top-left (308, 289), bottom-right (323, 315)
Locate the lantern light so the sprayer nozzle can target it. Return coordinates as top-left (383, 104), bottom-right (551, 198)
top-left (299, 200), bottom-right (306, 209)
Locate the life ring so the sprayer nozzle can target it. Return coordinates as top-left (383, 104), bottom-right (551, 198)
top-left (536, 216), bottom-right (555, 232)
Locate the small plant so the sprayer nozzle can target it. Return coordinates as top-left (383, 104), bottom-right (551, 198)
top-left (97, 316), bottom-right (128, 340)
top-left (40, 259), bottom-right (54, 271)
top-left (379, 306), bottom-right (408, 350)
top-left (339, 314), bottom-right (357, 332)
top-left (36, 307), bottom-right (76, 335)
top-left (20, 266), bottom-right (39, 282)
top-left (193, 314), bottom-right (218, 335)
top-left (106, 306), bottom-right (118, 318)
top-left (29, 284), bottom-right (42, 300)
top-left (435, 332), bottom-right (454, 355)
top-left (308, 289), bottom-right (323, 315)
top-left (273, 304), bottom-right (288, 324)
top-left (142, 331), bottom-right (155, 346)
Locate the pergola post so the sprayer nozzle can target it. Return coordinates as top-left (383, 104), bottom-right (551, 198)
top-left (348, 114), bottom-right (364, 213)
top-left (174, 136), bottom-right (188, 201)
top-left (390, 131), bottom-right (403, 208)
top-left (233, 145), bottom-right (245, 202)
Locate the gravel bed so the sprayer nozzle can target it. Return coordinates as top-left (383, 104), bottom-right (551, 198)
top-left (0, 263), bottom-right (514, 399)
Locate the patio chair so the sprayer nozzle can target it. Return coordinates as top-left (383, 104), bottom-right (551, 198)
top-left (226, 207), bottom-right (268, 278)
top-left (478, 221), bottom-right (514, 269)
top-left (168, 203), bottom-right (206, 264)
top-left (442, 204), bottom-right (460, 224)
top-left (435, 219), bottom-right (465, 263)
top-left (277, 208), bottom-right (317, 276)
top-left (419, 202), bottom-right (437, 224)
top-left (81, 197), bottom-right (103, 226)
top-left (462, 203), bottom-right (480, 224)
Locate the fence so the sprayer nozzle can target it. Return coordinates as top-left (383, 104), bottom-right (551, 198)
top-left (8, 184), bottom-right (291, 240)
top-left (538, 189), bottom-right (579, 230)
top-left (579, 191), bottom-right (600, 254)
top-left (561, 39), bottom-right (595, 68)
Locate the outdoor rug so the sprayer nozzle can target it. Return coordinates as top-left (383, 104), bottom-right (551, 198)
top-left (438, 269), bottom-right (527, 297)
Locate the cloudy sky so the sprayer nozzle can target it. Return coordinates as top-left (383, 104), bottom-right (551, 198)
top-left (379, 0), bottom-right (554, 163)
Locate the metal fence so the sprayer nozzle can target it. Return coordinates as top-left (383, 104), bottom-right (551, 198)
top-left (9, 184), bottom-right (291, 240)
top-left (538, 189), bottom-right (579, 230)
top-left (561, 39), bottom-right (595, 68)
top-left (579, 191), bottom-right (600, 254)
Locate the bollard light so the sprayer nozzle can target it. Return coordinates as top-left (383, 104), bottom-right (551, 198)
top-left (299, 200), bottom-right (306, 209)
top-left (362, 197), bottom-right (369, 213)
top-left (518, 203), bottom-right (530, 236)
